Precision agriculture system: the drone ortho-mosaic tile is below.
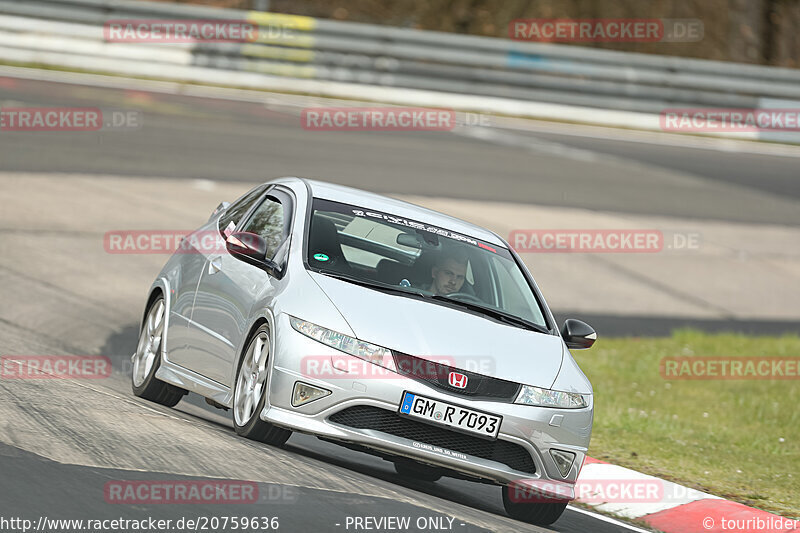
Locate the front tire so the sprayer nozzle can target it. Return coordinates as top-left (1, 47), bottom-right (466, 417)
top-left (232, 324), bottom-right (291, 446)
top-left (502, 485), bottom-right (568, 525)
top-left (131, 296), bottom-right (187, 407)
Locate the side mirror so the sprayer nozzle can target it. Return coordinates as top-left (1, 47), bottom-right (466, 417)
top-left (561, 319), bottom-right (596, 349)
top-left (226, 232), bottom-right (281, 276)
top-left (209, 201), bottom-right (230, 222)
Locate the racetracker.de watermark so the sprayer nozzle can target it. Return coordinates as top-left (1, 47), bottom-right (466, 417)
top-left (0, 355), bottom-right (112, 379)
top-left (300, 355), bottom-right (494, 380)
top-left (105, 230), bottom-right (212, 254)
top-left (508, 478), bottom-right (668, 504)
top-left (509, 18), bottom-right (703, 42)
top-left (104, 229), bottom-right (260, 254)
top-left (103, 19), bottom-right (288, 43)
top-left (509, 229), bottom-right (701, 253)
top-left (661, 108), bottom-right (800, 132)
top-left (0, 108), bottom-right (141, 132)
top-left (509, 477), bottom-right (721, 504)
top-left (660, 357), bottom-right (800, 380)
top-left (301, 107), bottom-right (456, 131)
top-left (104, 480), bottom-right (259, 504)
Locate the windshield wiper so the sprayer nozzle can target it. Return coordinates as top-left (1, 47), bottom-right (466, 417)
top-left (315, 270), bottom-right (549, 334)
top-left (430, 295), bottom-right (550, 334)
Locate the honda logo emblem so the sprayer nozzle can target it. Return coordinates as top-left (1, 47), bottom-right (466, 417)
top-left (448, 371), bottom-right (468, 389)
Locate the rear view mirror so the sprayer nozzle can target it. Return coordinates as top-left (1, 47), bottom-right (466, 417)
top-left (561, 319), bottom-right (596, 349)
top-left (396, 233), bottom-right (422, 249)
top-left (397, 230), bottom-right (439, 248)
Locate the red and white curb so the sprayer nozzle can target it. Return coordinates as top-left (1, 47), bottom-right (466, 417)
top-left (576, 457), bottom-right (798, 532)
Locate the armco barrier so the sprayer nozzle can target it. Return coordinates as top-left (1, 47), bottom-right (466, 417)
top-left (1, 0), bottom-right (799, 142)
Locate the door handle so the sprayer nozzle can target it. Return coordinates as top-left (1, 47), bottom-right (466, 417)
top-left (208, 257), bottom-right (222, 275)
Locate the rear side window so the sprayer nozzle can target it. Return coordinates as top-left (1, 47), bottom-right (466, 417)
top-left (218, 185), bottom-right (266, 237)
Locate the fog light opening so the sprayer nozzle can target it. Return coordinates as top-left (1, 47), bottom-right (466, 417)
top-left (550, 450), bottom-right (576, 478)
top-left (292, 382), bottom-right (331, 407)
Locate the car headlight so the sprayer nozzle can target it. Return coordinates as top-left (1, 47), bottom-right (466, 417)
top-left (289, 316), bottom-right (394, 368)
top-left (515, 385), bottom-right (590, 409)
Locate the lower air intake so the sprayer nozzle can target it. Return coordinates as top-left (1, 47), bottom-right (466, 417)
top-left (328, 405), bottom-right (536, 474)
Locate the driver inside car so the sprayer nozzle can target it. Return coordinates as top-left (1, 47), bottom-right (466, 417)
top-left (426, 250), bottom-right (469, 296)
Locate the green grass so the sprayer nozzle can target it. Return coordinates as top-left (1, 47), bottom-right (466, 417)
top-left (572, 330), bottom-right (800, 518)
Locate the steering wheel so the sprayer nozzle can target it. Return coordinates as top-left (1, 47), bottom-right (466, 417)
top-left (444, 292), bottom-right (484, 305)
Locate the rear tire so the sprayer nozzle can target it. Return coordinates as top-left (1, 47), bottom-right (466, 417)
top-left (502, 485), bottom-right (568, 525)
top-left (232, 324), bottom-right (291, 446)
top-left (393, 460), bottom-right (443, 482)
top-left (131, 296), bottom-right (187, 407)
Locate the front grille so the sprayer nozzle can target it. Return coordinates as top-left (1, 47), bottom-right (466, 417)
top-left (329, 406), bottom-right (536, 474)
top-left (392, 352), bottom-right (521, 402)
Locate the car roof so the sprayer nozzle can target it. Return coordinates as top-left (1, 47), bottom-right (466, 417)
top-left (293, 178), bottom-right (506, 247)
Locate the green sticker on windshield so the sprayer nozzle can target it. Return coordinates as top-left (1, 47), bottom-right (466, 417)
top-left (313, 253), bottom-right (330, 262)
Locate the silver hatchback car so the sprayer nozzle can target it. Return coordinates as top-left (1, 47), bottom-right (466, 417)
top-left (132, 178), bottom-right (596, 525)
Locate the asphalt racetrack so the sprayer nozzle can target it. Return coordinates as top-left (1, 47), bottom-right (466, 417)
top-left (1, 68), bottom-right (798, 533)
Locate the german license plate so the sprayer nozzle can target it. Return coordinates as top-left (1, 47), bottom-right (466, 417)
top-left (398, 392), bottom-right (501, 439)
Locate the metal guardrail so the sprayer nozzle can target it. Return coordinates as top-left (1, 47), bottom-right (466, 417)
top-left (1, 0), bottom-right (800, 116)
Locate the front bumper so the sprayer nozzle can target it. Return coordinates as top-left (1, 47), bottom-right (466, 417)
top-left (262, 314), bottom-right (593, 497)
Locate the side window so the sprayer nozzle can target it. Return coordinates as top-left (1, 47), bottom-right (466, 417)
top-left (218, 186), bottom-right (266, 237)
top-left (239, 197), bottom-right (285, 259)
top-left (489, 256), bottom-right (545, 325)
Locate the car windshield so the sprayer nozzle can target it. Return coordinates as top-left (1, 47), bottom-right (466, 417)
top-left (306, 198), bottom-right (548, 330)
